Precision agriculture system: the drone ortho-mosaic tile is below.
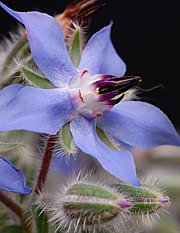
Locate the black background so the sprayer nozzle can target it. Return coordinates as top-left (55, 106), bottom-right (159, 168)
top-left (0, 0), bottom-right (180, 128)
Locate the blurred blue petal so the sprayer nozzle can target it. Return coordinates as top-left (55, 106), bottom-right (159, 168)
top-left (0, 84), bottom-right (75, 134)
top-left (50, 152), bottom-right (94, 179)
top-left (70, 115), bottom-right (140, 186)
top-left (79, 23), bottom-right (126, 77)
top-left (0, 2), bottom-right (77, 87)
top-left (0, 156), bottom-right (31, 194)
top-left (98, 101), bottom-right (180, 149)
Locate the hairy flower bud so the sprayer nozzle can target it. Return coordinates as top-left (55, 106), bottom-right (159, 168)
top-left (118, 183), bottom-right (170, 214)
top-left (113, 181), bottom-right (170, 230)
top-left (36, 177), bottom-right (132, 232)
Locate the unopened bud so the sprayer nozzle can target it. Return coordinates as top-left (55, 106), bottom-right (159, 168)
top-left (64, 182), bottom-right (132, 225)
top-left (37, 180), bottom-right (132, 232)
top-left (114, 183), bottom-right (170, 215)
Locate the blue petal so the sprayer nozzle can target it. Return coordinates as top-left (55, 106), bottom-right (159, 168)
top-left (0, 156), bottom-right (31, 194)
top-left (70, 116), bottom-right (140, 186)
top-left (0, 2), bottom-right (77, 87)
top-left (0, 84), bottom-right (74, 134)
top-left (50, 152), bottom-right (94, 179)
top-left (79, 23), bottom-right (126, 77)
top-left (98, 101), bottom-right (180, 149)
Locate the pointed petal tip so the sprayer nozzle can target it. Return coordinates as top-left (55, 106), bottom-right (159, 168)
top-left (99, 101), bottom-right (180, 149)
top-left (0, 1), bottom-right (77, 86)
top-left (21, 187), bottom-right (32, 195)
top-left (0, 2), bottom-right (23, 23)
top-left (0, 156), bottom-right (32, 194)
top-left (79, 20), bottom-right (126, 77)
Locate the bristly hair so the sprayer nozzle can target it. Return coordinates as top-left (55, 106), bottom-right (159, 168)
top-left (55, 0), bottom-right (105, 38)
top-left (127, 176), bottom-right (170, 232)
top-left (35, 170), bottom-right (131, 233)
top-left (56, 0), bottom-right (105, 56)
top-left (65, 20), bottom-right (88, 54)
top-left (0, 26), bottom-right (29, 87)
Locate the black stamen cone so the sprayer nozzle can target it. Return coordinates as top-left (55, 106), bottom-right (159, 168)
top-left (98, 76), bottom-right (142, 95)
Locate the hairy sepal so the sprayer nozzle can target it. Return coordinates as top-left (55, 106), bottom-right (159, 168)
top-left (0, 140), bottom-right (24, 153)
top-left (20, 65), bottom-right (54, 89)
top-left (96, 127), bottom-right (121, 150)
top-left (59, 123), bottom-right (77, 157)
top-left (69, 26), bottom-right (82, 67)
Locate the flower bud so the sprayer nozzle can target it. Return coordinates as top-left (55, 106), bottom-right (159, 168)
top-left (118, 183), bottom-right (170, 214)
top-left (36, 179), bottom-right (132, 232)
top-left (64, 183), bottom-right (132, 225)
top-left (112, 182), bottom-right (170, 231)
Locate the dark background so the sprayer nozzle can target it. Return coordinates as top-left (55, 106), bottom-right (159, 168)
top-left (1, 0), bottom-right (180, 128)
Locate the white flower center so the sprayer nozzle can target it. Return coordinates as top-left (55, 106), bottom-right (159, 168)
top-left (69, 70), bottom-right (142, 119)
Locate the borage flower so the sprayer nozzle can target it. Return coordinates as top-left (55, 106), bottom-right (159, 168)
top-left (0, 2), bottom-right (180, 186)
top-left (0, 156), bottom-right (31, 194)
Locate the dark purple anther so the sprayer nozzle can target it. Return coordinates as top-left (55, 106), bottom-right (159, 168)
top-left (97, 90), bottom-right (119, 102)
top-left (95, 75), bottom-right (142, 105)
top-left (94, 80), bottom-right (116, 88)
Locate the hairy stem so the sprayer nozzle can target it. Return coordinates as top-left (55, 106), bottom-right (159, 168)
top-left (35, 135), bottom-right (57, 193)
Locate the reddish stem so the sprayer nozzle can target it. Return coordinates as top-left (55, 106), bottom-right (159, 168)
top-left (0, 191), bottom-right (23, 218)
top-left (35, 135), bottom-right (57, 193)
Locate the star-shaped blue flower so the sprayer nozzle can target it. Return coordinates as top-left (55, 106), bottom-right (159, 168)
top-left (0, 156), bottom-right (31, 194)
top-left (0, 2), bottom-right (180, 186)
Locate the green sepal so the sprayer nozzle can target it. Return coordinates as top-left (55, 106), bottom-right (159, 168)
top-left (64, 201), bottom-right (119, 224)
top-left (67, 183), bottom-right (119, 200)
top-left (69, 27), bottom-right (82, 67)
top-left (32, 205), bottom-right (48, 233)
top-left (96, 127), bottom-right (120, 150)
top-left (59, 123), bottom-right (77, 155)
top-left (20, 66), bottom-right (53, 89)
top-left (0, 225), bottom-right (23, 233)
top-left (0, 141), bottom-right (23, 153)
